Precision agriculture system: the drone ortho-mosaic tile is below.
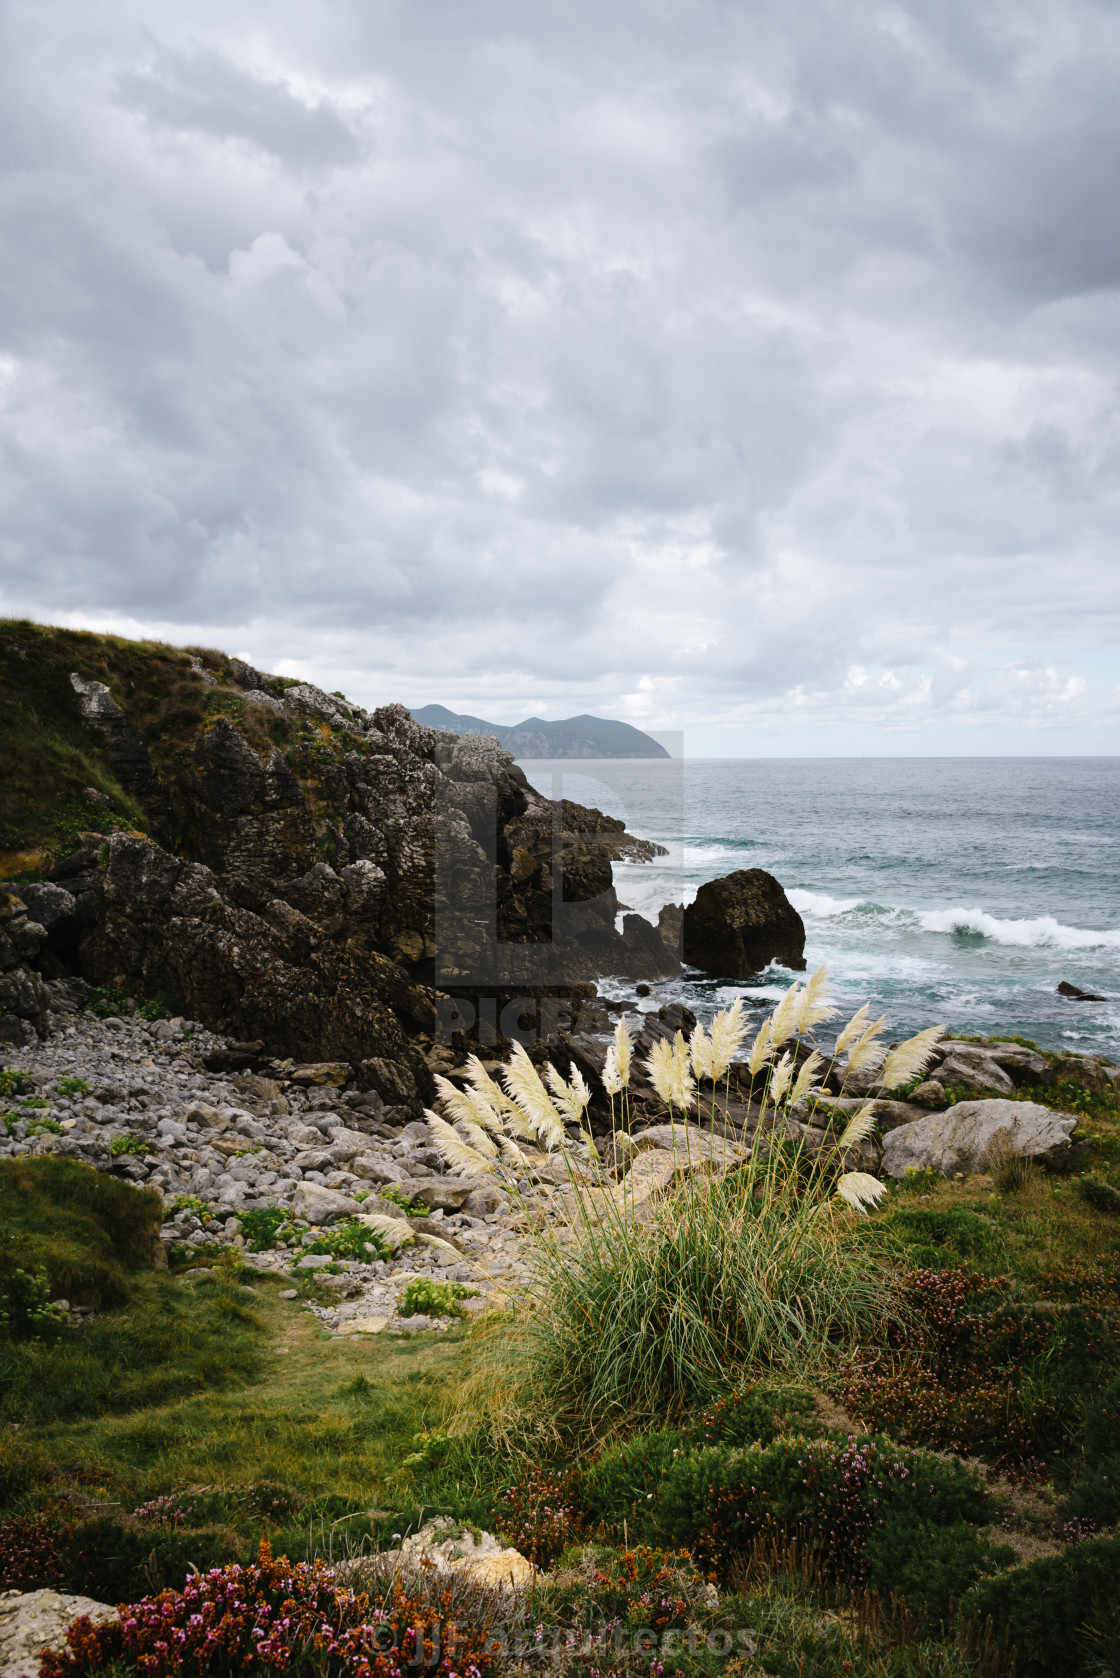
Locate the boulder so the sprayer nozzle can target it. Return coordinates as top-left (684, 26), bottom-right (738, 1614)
top-left (682, 869), bottom-right (805, 979)
top-left (396, 1176), bottom-right (482, 1212)
top-left (908, 1080), bottom-right (948, 1110)
top-left (881, 1099), bottom-right (1078, 1179)
top-left (374, 1517), bottom-right (535, 1589)
top-left (349, 1154), bottom-right (410, 1184)
top-left (0, 1588), bottom-right (117, 1678)
top-left (290, 1062), bottom-right (350, 1089)
top-left (292, 1182), bottom-right (364, 1222)
top-left (935, 1048), bottom-right (1015, 1097)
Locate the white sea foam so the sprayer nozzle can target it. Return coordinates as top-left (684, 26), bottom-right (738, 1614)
top-left (915, 906), bottom-right (1120, 951)
top-left (788, 889), bottom-right (864, 919)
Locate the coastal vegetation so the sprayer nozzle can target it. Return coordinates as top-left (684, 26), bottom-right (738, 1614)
top-left (2, 623), bottom-right (1119, 1677)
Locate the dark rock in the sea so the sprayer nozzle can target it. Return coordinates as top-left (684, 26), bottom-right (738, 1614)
top-left (617, 912), bottom-right (680, 980)
top-left (657, 902), bottom-right (683, 957)
top-left (682, 869), bottom-right (806, 979)
top-left (1058, 980), bottom-right (1107, 1001)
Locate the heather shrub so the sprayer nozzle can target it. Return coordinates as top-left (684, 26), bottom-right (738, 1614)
top-left (547, 1543), bottom-right (710, 1638)
top-left (961, 1535), bottom-right (1120, 1678)
top-left (39, 1538), bottom-right (500, 1678)
top-left (491, 1465), bottom-right (582, 1568)
top-left (0, 1509), bottom-right (244, 1600)
top-left (658, 1434), bottom-right (990, 1587)
top-left (838, 1260), bottom-right (1120, 1473)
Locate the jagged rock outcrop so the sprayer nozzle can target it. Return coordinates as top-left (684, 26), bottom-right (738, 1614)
top-left (681, 868), bottom-right (806, 979)
top-left (5, 654), bottom-right (677, 1061)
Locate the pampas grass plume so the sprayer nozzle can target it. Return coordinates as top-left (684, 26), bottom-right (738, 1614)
top-left (835, 1171), bottom-right (887, 1214)
top-left (795, 965), bottom-right (838, 1033)
top-left (601, 1044), bottom-right (623, 1097)
top-left (789, 1050), bottom-right (823, 1107)
top-left (644, 1038), bottom-right (675, 1105)
top-left (614, 1017), bottom-right (633, 1088)
top-left (769, 981), bottom-right (802, 1048)
top-left (689, 1022), bottom-right (714, 1082)
top-left (423, 1110), bottom-right (496, 1175)
top-left (846, 1019), bottom-right (888, 1074)
top-left (504, 1042), bottom-right (567, 1151)
top-left (880, 1025), bottom-right (945, 1091)
top-left (833, 1003), bottom-right (871, 1055)
top-left (768, 1049), bottom-right (794, 1104)
top-left (748, 1017), bottom-right (773, 1075)
top-left (709, 998), bottom-right (748, 1079)
top-left (839, 1104), bottom-right (877, 1148)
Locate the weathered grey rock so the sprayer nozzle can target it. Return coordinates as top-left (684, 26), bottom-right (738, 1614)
top-left (397, 1176), bottom-right (481, 1212)
top-left (682, 869), bottom-right (805, 979)
top-left (908, 1079), bottom-right (948, 1109)
top-left (0, 1588), bottom-right (116, 1678)
top-left (350, 1153), bottom-right (410, 1184)
top-left (936, 1047), bottom-right (1016, 1097)
top-left (293, 1182), bottom-right (363, 1222)
top-left (881, 1099), bottom-right (1078, 1179)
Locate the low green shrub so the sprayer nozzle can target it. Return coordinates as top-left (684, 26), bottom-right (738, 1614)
top-left (379, 1184), bottom-right (429, 1215)
top-left (0, 1157), bottom-right (163, 1310)
top-left (582, 1429), bottom-right (688, 1543)
top-left (961, 1535), bottom-right (1120, 1678)
top-left (137, 992), bottom-right (175, 1022)
top-left (237, 1204), bottom-right (289, 1252)
top-left (1078, 1173), bottom-right (1120, 1216)
top-left (658, 1433), bottom-right (991, 1589)
top-left (396, 1277), bottom-right (473, 1318)
top-left (54, 1077), bottom-right (88, 1100)
top-left (0, 1070), bottom-right (33, 1098)
top-left (0, 1509), bottom-right (244, 1600)
top-left (110, 1134), bottom-right (153, 1158)
top-left (0, 1267), bottom-right (66, 1337)
top-left (885, 1207), bottom-right (1010, 1269)
top-left (864, 1512), bottom-right (1011, 1625)
top-left (1063, 1377), bottom-right (1120, 1529)
top-left (302, 1218), bottom-right (389, 1263)
top-left (83, 984), bottom-right (133, 1018)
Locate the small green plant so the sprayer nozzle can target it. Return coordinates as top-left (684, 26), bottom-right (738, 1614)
top-left (0, 1266), bottom-right (66, 1337)
top-left (0, 1070), bottom-right (33, 1098)
top-left (138, 993), bottom-right (175, 1022)
top-left (1078, 1174), bottom-right (1120, 1216)
top-left (169, 1194), bottom-right (212, 1222)
top-left (301, 1219), bottom-right (388, 1262)
top-left (17, 1095), bottom-right (50, 1109)
top-left (55, 1077), bottom-right (88, 1099)
top-left (84, 984), bottom-right (132, 1019)
top-left (25, 1117), bottom-right (62, 1138)
top-left (378, 1184), bottom-right (429, 1215)
top-left (237, 1205), bottom-right (290, 1252)
top-left (110, 1135), bottom-right (153, 1158)
top-left (396, 1277), bottom-right (474, 1318)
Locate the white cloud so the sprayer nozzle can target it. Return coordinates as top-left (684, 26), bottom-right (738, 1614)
top-left (0, 0), bottom-right (1117, 749)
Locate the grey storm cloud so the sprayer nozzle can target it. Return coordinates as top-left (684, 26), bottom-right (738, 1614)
top-left (0, 0), bottom-right (1118, 745)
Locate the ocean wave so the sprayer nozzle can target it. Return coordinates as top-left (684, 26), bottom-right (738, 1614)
top-left (916, 906), bottom-right (1120, 951)
top-left (787, 888), bottom-right (866, 919)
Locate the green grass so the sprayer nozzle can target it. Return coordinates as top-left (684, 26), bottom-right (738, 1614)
top-left (0, 619), bottom-right (382, 870)
top-left (485, 1155), bottom-right (893, 1439)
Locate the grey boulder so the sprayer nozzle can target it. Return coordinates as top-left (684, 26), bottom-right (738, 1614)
top-left (0, 1589), bottom-right (117, 1678)
top-left (293, 1182), bottom-right (364, 1222)
top-left (881, 1099), bottom-right (1078, 1179)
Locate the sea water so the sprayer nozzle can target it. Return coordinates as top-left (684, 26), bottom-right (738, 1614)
top-left (521, 758), bottom-right (1120, 1060)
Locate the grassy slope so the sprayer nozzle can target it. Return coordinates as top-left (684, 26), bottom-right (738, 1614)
top-left (0, 619), bottom-right (361, 874)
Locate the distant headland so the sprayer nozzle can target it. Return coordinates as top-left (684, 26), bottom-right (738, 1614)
top-left (409, 704), bottom-right (670, 759)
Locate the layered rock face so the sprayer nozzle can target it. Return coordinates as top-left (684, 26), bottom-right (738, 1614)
top-left (682, 868), bottom-right (806, 979)
top-left (2, 665), bottom-right (677, 1067)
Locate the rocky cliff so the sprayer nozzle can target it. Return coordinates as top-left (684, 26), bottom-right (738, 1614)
top-left (0, 625), bottom-right (678, 1073)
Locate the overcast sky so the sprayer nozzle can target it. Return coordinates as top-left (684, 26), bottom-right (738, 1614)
top-left (1, 0), bottom-right (1118, 754)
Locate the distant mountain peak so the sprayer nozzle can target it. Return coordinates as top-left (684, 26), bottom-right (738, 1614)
top-left (410, 705), bottom-right (670, 759)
